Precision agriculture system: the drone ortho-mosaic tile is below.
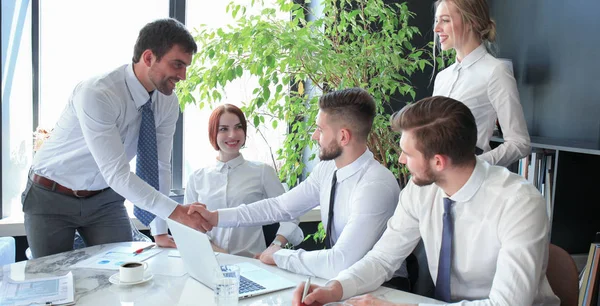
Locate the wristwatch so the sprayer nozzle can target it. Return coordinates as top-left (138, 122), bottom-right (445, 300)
top-left (270, 239), bottom-right (284, 247)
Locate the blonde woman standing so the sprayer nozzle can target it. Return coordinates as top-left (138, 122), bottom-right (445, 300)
top-left (433, 0), bottom-right (530, 167)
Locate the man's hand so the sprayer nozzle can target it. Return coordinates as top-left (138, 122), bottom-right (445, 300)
top-left (187, 203), bottom-right (219, 229)
top-left (259, 244), bottom-right (282, 265)
top-left (154, 234), bottom-right (177, 248)
top-left (168, 203), bottom-right (212, 232)
top-left (345, 294), bottom-right (408, 306)
top-left (292, 280), bottom-right (343, 306)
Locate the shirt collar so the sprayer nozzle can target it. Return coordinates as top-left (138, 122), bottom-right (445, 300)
top-left (453, 44), bottom-right (487, 71)
top-left (124, 63), bottom-right (155, 109)
top-left (335, 149), bottom-right (374, 183)
top-left (215, 154), bottom-right (245, 171)
top-left (446, 157), bottom-right (486, 203)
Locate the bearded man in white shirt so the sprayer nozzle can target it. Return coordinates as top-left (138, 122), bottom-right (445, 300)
top-left (190, 88), bottom-right (408, 287)
top-left (22, 19), bottom-right (206, 258)
top-left (293, 96), bottom-right (560, 306)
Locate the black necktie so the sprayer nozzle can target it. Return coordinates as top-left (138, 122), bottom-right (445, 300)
top-left (325, 170), bottom-right (338, 249)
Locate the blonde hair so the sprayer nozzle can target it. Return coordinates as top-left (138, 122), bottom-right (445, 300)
top-left (434, 0), bottom-right (496, 42)
top-left (431, 0), bottom-right (497, 81)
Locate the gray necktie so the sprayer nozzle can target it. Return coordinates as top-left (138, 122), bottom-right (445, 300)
top-left (435, 197), bottom-right (454, 302)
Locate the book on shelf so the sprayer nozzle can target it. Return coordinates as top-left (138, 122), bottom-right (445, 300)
top-left (579, 236), bottom-right (600, 306)
top-left (521, 151), bottom-right (555, 219)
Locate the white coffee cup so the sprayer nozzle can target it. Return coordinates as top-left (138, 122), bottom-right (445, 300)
top-left (119, 261), bottom-right (148, 283)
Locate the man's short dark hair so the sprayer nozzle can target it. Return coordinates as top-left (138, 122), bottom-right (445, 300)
top-left (391, 96), bottom-right (477, 166)
top-left (318, 88), bottom-right (376, 141)
top-left (132, 18), bottom-right (197, 63)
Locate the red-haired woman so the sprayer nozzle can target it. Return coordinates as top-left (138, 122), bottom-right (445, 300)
top-left (182, 104), bottom-right (303, 257)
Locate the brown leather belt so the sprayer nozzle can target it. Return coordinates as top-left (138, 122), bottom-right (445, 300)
top-left (31, 174), bottom-right (106, 198)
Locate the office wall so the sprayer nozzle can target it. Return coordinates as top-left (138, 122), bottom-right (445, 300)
top-left (490, 0), bottom-right (600, 143)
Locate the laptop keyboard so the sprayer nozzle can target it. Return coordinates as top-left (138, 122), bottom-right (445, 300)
top-left (239, 275), bottom-right (266, 294)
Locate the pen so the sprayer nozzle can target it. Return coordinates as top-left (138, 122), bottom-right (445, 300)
top-left (132, 244), bottom-right (155, 255)
top-left (301, 276), bottom-right (311, 303)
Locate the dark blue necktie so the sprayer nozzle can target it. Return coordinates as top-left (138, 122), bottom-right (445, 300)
top-left (435, 197), bottom-right (454, 302)
top-left (134, 97), bottom-right (158, 226)
top-left (324, 170), bottom-right (337, 249)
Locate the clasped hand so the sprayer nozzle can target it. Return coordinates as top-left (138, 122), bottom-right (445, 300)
top-left (168, 203), bottom-right (218, 233)
top-left (187, 203), bottom-right (218, 232)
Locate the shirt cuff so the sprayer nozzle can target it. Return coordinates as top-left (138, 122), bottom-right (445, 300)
top-left (149, 218), bottom-right (169, 236)
top-left (153, 196), bottom-right (178, 220)
top-left (331, 274), bottom-right (358, 300)
top-left (272, 248), bottom-right (296, 268)
top-left (217, 208), bottom-right (239, 227)
top-left (276, 222), bottom-right (304, 246)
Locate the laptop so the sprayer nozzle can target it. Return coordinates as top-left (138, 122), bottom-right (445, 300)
top-left (166, 219), bottom-right (297, 298)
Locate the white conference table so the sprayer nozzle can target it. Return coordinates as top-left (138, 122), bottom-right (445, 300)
top-left (0, 242), bottom-right (442, 305)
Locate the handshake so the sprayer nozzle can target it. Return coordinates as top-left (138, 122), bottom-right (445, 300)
top-left (168, 203), bottom-right (219, 232)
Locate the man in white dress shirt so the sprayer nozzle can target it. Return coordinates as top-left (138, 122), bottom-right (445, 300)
top-left (190, 88), bottom-right (407, 284)
top-left (22, 19), bottom-right (205, 258)
top-left (294, 96), bottom-right (560, 306)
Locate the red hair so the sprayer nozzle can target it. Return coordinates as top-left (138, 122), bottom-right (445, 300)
top-left (208, 104), bottom-right (247, 151)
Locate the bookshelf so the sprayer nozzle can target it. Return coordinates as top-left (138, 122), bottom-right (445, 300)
top-left (491, 136), bottom-right (600, 254)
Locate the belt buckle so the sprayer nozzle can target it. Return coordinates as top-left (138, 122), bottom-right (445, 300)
top-left (73, 190), bottom-right (87, 198)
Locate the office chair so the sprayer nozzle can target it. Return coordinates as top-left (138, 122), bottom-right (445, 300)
top-left (547, 243), bottom-right (579, 306)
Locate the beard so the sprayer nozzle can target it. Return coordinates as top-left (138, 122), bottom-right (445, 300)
top-left (319, 140), bottom-right (343, 161)
top-left (149, 68), bottom-right (177, 95)
top-left (411, 165), bottom-right (437, 186)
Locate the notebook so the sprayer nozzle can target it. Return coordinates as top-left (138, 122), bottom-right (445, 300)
top-left (166, 219), bottom-right (296, 298)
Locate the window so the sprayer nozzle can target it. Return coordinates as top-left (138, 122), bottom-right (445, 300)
top-left (183, 1), bottom-right (288, 186)
top-left (1, 0), bottom-right (169, 220)
top-left (2, 0), bottom-right (33, 218)
top-left (38, 0), bottom-right (169, 128)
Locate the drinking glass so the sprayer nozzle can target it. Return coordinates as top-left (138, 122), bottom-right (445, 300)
top-left (214, 265), bottom-right (240, 306)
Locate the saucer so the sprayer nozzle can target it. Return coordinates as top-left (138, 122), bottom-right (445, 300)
top-left (109, 273), bottom-right (153, 286)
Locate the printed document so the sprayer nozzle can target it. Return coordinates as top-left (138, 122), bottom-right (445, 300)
top-left (73, 245), bottom-right (162, 270)
top-left (0, 271), bottom-right (74, 306)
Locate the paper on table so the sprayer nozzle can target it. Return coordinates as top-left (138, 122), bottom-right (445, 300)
top-left (0, 271), bottom-right (74, 306)
top-left (73, 246), bottom-right (162, 270)
top-left (168, 250), bottom-right (220, 257)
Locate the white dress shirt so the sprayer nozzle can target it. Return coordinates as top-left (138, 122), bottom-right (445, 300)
top-left (156, 155), bottom-right (303, 257)
top-left (433, 44), bottom-right (531, 167)
top-left (333, 158), bottom-right (560, 305)
top-left (32, 64), bottom-right (179, 220)
top-left (218, 150), bottom-right (405, 279)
